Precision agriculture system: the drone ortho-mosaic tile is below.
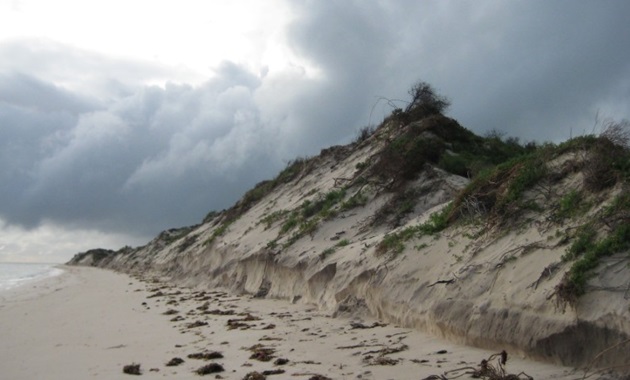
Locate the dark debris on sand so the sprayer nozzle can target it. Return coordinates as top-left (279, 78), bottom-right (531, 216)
top-left (188, 351), bottom-right (224, 360)
top-left (247, 344), bottom-right (276, 362)
top-left (165, 357), bottom-right (185, 366)
top-left (262, 369), bottom-right (285, 375)
top-left (186, 320), bottom-right (208, 329)
top-left (123, 363), bottom-right (142, 375)
top-left (308, 375), bottom-right (332, 380)
top-left (195, 363), bottom-right (225, 375)
top-left (421, 350), bottom-right (533, 380)
top-left (349, 321), bottom-right (387, 329)
top-left (242, 372), bottom-right (266, 380)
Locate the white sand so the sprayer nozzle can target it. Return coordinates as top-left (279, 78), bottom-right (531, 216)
top-left (0, 266), bottom-right (580, 380)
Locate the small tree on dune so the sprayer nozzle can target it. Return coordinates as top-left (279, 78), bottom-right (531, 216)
top-left (404, 81), bottom-right (451, 120)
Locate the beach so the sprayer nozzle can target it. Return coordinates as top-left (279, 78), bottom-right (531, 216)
top-left (0, 266), bottom-right (580, 380)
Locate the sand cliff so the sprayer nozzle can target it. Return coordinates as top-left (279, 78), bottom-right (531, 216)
top-left (69, 112), bottom-right (630, 370)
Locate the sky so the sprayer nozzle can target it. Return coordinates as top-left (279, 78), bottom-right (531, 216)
top-left (1, 1), bottom-right (629, 263)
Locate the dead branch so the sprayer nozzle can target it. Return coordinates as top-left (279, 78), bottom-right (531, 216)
top-left (422, 351), bottom-right (532, 380)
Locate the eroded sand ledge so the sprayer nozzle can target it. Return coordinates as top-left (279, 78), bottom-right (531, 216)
top-left (0, 266), bottom-right (581, 380)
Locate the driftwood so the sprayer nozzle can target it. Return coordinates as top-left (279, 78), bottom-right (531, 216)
top-left (421, 351), bottom-right (532, 380)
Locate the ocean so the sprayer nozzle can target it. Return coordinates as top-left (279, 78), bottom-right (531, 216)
top-left (0, 263), bottom-right (64, 292)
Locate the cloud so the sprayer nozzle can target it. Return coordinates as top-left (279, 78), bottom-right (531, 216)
top-left (0, 218), bottom-right (145, 263)
top-left (0, 57), bottom-right (280, 236)
top-left (285, 1), bottom-right (630, 142)
top-left (0, 38), bottom-right (196, 99)
top-left (1, 2), bottom-right (629, 261)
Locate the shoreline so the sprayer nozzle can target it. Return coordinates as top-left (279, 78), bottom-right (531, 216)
top-left (0, 266), bottom-right (581, 379)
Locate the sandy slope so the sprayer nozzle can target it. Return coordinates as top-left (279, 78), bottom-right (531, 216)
top-left (0, 266), bottom-right (581, 380)
top-left (68, 132), bottom-right (630, 368)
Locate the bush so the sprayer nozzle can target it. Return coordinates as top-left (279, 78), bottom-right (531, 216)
top-left (583, 120), bottom-right (630, 191)
top-left (556, 189), bottom-right (585, 220)
top-left (340, 191), bottom-right (368, 211)
top-left (375, 203), bottom-right (452, 256)
top-left (558, 223), bottom-right (630, 304)
top-left (354, 125), bottom-right (375, 144)
top-left (449, 153), bottom-right (547, 223)
top-left (404, 81), bottom-right (451, 121)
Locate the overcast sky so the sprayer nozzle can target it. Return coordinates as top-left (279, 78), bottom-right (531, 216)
top-left (1, 1), bottom-right (629, 262)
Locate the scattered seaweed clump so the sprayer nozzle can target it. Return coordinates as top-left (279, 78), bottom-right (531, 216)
top-left (242, 372), bottom-right (266, 380)
top-left (195, 363), bottom-right (225, 375)
top-left (274, 358), bottom-right (289, 365)
top-left (247, 344), bottom-right (276, 362)
top-left (188, 351), bottom-right (224, 360)
top-left (186, 320), bottom-right (208, 329)
top-left (123, 363), bottom-right (142, 375)
top-left (165, 357), bottom-right (185, 367)
top-left (308, 375), bottom-right (332, 380)
top-left (262, 369), bottom-right (285, 375)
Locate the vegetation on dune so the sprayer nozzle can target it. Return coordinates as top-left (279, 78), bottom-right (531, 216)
top-left (552, 121), bottom-right (630, 307)
top-left (371, 88), bottom-right (630, 308)
top-left (276, 188), bottom-right (349, 249)
top-left (375, 203), bottom-right (453, 256)
top-left (448, 152), bottom-right (548, 224)
top-left (204, 157), bottom-right (316, 246)
top-left (320, 239), bottom-right (351, 260)
top-left (194, 78), bottom-right (630, 309)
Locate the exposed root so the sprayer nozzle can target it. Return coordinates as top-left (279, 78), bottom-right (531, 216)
top-left (581, 338), bottom-right (630, 379)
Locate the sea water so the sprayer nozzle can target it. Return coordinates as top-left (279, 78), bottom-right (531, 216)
top-left (0, 263), bottom-right (64, 292)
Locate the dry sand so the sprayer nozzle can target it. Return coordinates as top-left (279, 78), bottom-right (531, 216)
top-left (0, 266), bottom-right (581, 380)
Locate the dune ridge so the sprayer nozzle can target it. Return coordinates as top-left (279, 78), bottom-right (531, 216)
top-left (70, 105), bottom-right (630, 371)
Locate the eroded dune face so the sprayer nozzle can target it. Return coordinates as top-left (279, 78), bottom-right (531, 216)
top-left (70, 114), bottom-right (630, 368)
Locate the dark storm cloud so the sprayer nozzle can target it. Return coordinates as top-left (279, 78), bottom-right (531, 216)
top-left (286, 1), bottom-right (630, 142)
top-left (0, 72), bottom-right (97, 113)
top-left (1, 1), bottom-right (629, 246)
top-left (0, 57), bottom-right (279, 236)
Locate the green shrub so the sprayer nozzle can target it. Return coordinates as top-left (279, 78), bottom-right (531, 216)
top-left (320, 247), bottom-right (336, 259)
top-left (563, 225), bottom-right (596, 261)
top-left (204, 221), bottom-right (232, 246)
top-left (421, 203), bottom-right (453, 234)
top-left (375, 203), bottom-right (452, 256)
top-left (450, 153), bottom-right (547, 223)
top-left (355, 161), bottom-right (369, 171)
top-left (438, 153), bottom-right (469, 177)
top-left (501, 155), bottom-right (548, 207)
top-left (259, 210), bottom-right (289, 230)
top-left (336, 239), bottom-right (350, 247)
top-left (340, 191), bottom-right (368, 211)
top-left (279, 212), bottom-right (299, 235)
top-left (556, 190), bottom-right (584, 220)
top-left (301, 189), bottom-right (346, 218)
top-left (562, 223), bottom-right (630, 298)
